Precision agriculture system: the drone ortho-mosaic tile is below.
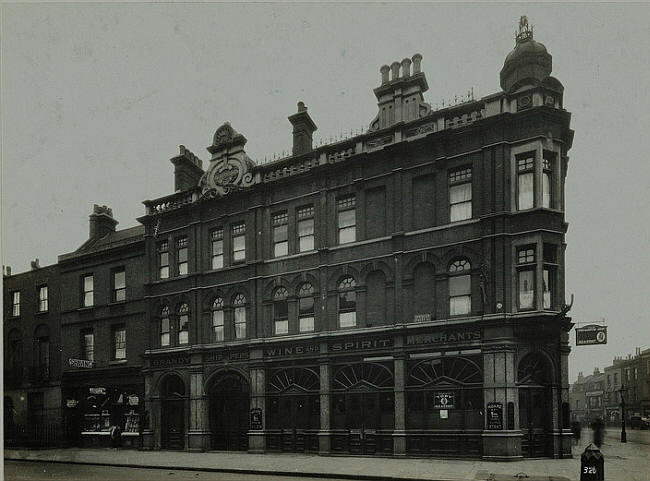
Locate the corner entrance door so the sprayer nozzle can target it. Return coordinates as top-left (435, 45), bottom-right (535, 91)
top-left (210, 374), bottom-right (249, 451)
top-left (519, 387), bottom-right (549, 457)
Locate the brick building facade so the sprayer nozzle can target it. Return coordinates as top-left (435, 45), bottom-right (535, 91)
top-left (4, 18), bottom-right (575, 459)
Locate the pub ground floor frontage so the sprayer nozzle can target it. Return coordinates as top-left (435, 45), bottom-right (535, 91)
top-left (142, 319), bottom-right (573, 459)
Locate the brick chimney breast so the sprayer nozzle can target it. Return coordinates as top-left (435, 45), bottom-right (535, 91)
top-left (288, 101), bottom-right (318, 156)
top-left (89, 204), bottom-right (118, 239)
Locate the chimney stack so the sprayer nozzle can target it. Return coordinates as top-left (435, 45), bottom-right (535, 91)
top-left (171, 145), bottom-right (204, 192)
top-left (4, 265), bottom-right (12, 276)
top-left (30, 258), bottom-right (40, 270)
top-left (89, 204), bottom-right (118, 239)
top-left (288, 101), bottom-right (317, 156)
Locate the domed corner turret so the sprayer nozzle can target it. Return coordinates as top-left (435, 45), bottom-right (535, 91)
top-left (500, 16), bottom-right (553, 94)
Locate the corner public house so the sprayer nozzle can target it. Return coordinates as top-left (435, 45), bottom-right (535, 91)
top-left (4, 18), bottom-right (575, 459)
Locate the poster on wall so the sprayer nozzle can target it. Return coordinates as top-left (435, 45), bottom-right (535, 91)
top-left (433, 392), bottom-right (455, 409)
top-left (250, 408), bottom-right (262, 430)
top-left (487, 402), bottom-right (503, 430)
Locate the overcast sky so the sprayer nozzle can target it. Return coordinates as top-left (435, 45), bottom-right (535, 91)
top-left (2, 3), bottom-right (649, 382)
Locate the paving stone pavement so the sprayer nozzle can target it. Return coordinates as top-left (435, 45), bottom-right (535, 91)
top-left (4, 430), bottom-right (649, 481)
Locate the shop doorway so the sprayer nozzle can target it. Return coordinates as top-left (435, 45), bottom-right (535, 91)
top-left (331, 363), bottom-right (394, 455)
top-left (266, 367), bottom-right (320, 452)
top-left (404, 356), bottom-right (483, 456)
top-left (161, 375), bottom-right (185, 450)
top-left (209, 372), bottom-right (249, 451)
top-left (518, 353), bottom-right (553, 458)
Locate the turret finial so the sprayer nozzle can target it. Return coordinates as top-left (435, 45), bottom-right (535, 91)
top-left (516, 15), bottom-right (533, 44)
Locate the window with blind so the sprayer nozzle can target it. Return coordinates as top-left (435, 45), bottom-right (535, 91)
top-left (449, 259), bottom-right (471, 315)
top-left (297, 205), bottom-right (315, 252)
top-left (517, 154), bottom-right (535, 210)
top-left (449, 168), bottom-right (472, 222)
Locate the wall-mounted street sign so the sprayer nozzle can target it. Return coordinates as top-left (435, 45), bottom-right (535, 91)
top-left (575, 325), bottom-right (607, 346)
top-left (69, 358), bottom-right (94, 368)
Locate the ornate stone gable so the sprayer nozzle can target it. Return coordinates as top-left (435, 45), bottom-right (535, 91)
top-left (199, 122), bottom-right (257, 198)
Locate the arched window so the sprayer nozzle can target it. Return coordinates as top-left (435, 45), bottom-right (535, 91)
top-left (298, 283), bottom-right (315, 333)
top-left (233, 294), bottom-right (247, 339)
top-left (178, 303), bottom-right (189, 345)
top-left (212, 297), bottom-right (224, 341)
top-left (273, 287), bottom-right (289, 335)
top-left (160, 306), bottom-right (170, 347)
top-left (449, 259), bottom-right (471, 316)
top-left (338, 277), bottom-right (357, 328)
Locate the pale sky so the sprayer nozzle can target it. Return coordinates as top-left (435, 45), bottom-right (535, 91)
top-left (2, 3), bottom-right (649, 383)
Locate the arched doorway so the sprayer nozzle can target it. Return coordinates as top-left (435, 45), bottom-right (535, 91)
top-left (209, 372), bottom-right (249, 451)
top-left (331, 362), bottom-right (394, 454)
top-left (405, 356), bottom-right (483, 456)
top-left (266, 367), bottom-right (320, 452)
top-left (160, 375), bottom-right (185, 450)
top-left (517, 353), bottom-right (552, 457)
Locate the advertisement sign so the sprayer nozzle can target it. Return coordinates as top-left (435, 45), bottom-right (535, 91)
top-left (576, 325), bottom-right (607, 346)
top-left (69, 358), bottom-right (94, 369)
top-left (433, 392), bottom-right (455, 409)
top-left (250, 408), bottom-right (263, 430)
top-left (487, 402), bottom-right (503, 430)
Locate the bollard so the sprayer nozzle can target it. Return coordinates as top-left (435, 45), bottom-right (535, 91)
top-left (580, 443), bottom-right (604, 480)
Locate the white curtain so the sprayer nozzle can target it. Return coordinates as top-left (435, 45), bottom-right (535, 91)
top-left (518, 172), bottom-right (534, 210)
top-left (450, 183), bottom-right (472, 221)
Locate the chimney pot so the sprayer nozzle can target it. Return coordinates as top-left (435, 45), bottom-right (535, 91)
top-left (380, 65), bottom-right (390, 84)
top-left (5, 265), bottom-right (12, 276)
top-left (390, 61), bottom-right (400, 81)
top-left (30, 258), bottom-right (40, 270)
top-left (401, 58), bottom-right (412, 77)
top-left (412, 53), bottom-right (422, 73)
